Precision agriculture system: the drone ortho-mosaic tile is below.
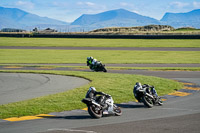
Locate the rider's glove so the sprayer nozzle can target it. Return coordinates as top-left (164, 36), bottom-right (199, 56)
top-left (106, 94), bottom-right (111, 98)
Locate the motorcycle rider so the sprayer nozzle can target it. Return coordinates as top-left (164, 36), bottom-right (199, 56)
top-left (87, 56), bottom-right (98, 70)
top-left (85, 87), bottom-right (109, 110)
top-left (134, 82), bottom-right (159, 102)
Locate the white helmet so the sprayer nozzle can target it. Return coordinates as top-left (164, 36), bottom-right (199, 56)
top-left (87, 56), bottom-right (93, 61)
top-left (135, 82), bottom-right (142, 89)
top-left (136, 82), bottom-right (142, 87)
top-left (89, 86), bottom-right (96, 92)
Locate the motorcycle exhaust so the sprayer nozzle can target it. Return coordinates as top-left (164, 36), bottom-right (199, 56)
top-left (91, 101), bottom-right (101, 107)
top-left (145, 93), bottom-right (154, 99)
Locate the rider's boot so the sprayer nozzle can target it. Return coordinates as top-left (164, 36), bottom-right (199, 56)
top-left (154, 95), bottom-right (161, 103)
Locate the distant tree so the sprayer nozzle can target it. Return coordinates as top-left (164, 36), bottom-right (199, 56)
top-left (33, 27), bottom-right (38, 32)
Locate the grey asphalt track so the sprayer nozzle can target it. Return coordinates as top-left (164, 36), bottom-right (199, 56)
top-left (110, 69), bottom-right (200, 78)
top-left (2, 63), bottom-right (200, 67)
top-left (1, 65), bottom-right (199, 78)
top-left (0, 73), bottom-right (89, 105)
top-left (76, 113), bottom-right (200, 133)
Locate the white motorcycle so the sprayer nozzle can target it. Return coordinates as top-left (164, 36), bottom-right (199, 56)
top-left (82, 95), bottom-right (122, 118)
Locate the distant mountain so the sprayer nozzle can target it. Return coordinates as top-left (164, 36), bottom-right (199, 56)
top-left (1, 6), bottom-right (200, 31)
top-left (0, 6), bottom-right (69, 30)
top-left (161, 9), bottom-right (200, 28)
top-left (71, 9), bottom-right (161, 28)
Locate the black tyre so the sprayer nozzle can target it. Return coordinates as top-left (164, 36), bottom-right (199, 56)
top-left (88, 105), bottom-right (102, 119)
top-left (142, 96), bottom-right (154, 108)
top-left (101, 64), bottom-right (107, 72)
top-left (157, 99), bottom-right (163, 106)
top-left (113, 104), bottom-right (122, 116)
top-left (103, 67), bottom-right (107, 72)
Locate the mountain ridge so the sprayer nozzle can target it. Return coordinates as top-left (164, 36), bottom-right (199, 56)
top-left (71, 9), bottom-right (161, 27)
top-left (0, 7), bottom-right (200, 31)
top-left (161, 9), bottom-right (200, 28)
top-left (0, 6), bottom-right (68, 29)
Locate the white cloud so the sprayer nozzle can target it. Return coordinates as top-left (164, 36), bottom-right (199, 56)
top-left (52, 1), bottom-right (68, 7)
top-left (170, 1), bottom-right (190, 8)
top-left (76, 1), bottom-right (95, 6)
top-left (193, 1), bottom-right (200, 8)
top-left (85, 2), bottom-right (95, 6)
top-left (16, 1), bottom-right (34, 9)
top-left (120, 2), bottom-right (128, 6)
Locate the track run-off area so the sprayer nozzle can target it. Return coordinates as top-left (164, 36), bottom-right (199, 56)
top-left (0, 45), bottom-right (200, 133)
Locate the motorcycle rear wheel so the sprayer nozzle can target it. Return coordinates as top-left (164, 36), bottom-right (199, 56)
top-left (88, 105), bottom-right (103, 119)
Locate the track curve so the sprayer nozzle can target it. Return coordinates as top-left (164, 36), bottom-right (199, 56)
top-left (0, 73), bottom-right (89, 105)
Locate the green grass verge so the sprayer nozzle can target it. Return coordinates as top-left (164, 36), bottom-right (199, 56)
top-left (0, 70), bottom-right (182, 119)
top-left (1, 49), bottom-right (200, 64)
top-left (0, 37), bottom-right (200, 47)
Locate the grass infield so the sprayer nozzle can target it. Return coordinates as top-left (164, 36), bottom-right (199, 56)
top-left (0, 37), bottom-right (200, 47)
top-left (1, 49), bottom-right (200, 64)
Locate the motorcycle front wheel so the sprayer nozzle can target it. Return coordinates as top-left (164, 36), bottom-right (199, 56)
top-left (142, 96), bottom-right (154, 108)
top-left (157, 99), bottom-right (163, 106)
top-left (103, 67), bottom-right (107, 72)
top-left (88, 105), bottom-right (103, 119)
top-left (113, 104), bottom-right (122, 116)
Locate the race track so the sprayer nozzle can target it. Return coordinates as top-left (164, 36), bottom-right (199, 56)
top-left (0, 46), bottom-right (200, 133)
top-left (0, 73), bottom-right (89, 105)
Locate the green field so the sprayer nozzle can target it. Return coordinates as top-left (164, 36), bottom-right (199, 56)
top-left (1, 49), bottom-right (200, 64)
top-left (0, 37), bottom-right (200, 47)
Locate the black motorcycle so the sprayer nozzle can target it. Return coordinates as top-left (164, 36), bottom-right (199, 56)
top-left (82, 95), bottom-right (122, 118)
top-left (87, 61), bottom-right (107, 72)
top-left (133, 83), bottom-right (163, 108)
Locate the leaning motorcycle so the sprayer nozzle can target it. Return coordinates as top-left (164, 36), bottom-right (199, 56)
top-left (133, 84), bottom-right (163, 108)
top-left (82, 95), bottom-right (122, 118)
top-left (88, 61), bottom-right (107, 72)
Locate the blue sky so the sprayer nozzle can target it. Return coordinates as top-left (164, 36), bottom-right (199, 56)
top-left (0, 0), bottom-right (200, 22)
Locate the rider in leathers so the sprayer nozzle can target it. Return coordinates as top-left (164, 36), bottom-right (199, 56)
top-left (87, 56), bottom-right (98, 70)
top-left (85, 87), bottom-right (109, 110)
top-left (134, 82), bottom-right (159, 102)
